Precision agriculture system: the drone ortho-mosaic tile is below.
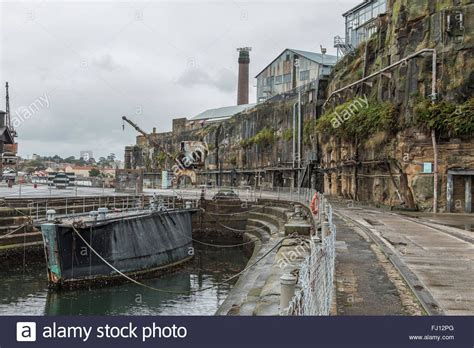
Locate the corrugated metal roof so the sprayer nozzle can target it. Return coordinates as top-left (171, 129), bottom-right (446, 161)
top-left (255, 48), bottom-right (338, 78)
top-left (190, 104), bottom-right (256, 121)
top-left (290, 49), bottom-right (338, 65)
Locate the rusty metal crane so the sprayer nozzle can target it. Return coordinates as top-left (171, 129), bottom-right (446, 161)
top-left (122, 116), bottom-right (176, 162)
top-left (121, 116), bottom-right (198, 185)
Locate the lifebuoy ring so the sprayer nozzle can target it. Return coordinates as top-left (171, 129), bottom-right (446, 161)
top-left (310, 192), bottom-right (319, 215)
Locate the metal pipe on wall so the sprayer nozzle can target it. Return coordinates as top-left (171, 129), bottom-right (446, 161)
top-left (298, 89), bottom-right (302, 171)
top-left (292, 103), bottom-right (297, 169)
top-left (430, 50), bottom-right (439, 214)
top-left (323, 48), bottom-right (438, 109)
top-left (297, 90), bottom-right (302, 193)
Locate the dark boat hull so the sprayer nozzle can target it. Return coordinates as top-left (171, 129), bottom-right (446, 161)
top-left (41, 210), bottom-right (195, 287)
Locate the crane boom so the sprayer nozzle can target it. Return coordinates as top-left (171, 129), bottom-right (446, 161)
top-left (122, 115), bottom-right (201, 187)
top-left (122, 116), bottom-right (148, 138)
top-left (122, 116), bottom-right (177, 163)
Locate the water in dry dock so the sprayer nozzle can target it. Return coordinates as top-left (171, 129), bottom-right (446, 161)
top-left (0, 244), bottom-right (249, 315)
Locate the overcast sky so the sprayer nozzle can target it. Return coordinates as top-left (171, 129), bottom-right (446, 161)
top-left (0, 0), bottom-right (359, 160)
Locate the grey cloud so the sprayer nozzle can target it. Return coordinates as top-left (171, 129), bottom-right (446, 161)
top-left (92, 54), bottom-right (123, 72)
top-left (176, 67), bottom-right (237, 93)
top-left (0, 0), bottom-right (361, 158)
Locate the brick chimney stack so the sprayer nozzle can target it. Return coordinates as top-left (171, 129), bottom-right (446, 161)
top-left (237, 47), bottom-right (251, 105)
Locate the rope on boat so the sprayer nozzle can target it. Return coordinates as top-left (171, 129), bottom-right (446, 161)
top-left (71, 224), bottom-right (296, 295)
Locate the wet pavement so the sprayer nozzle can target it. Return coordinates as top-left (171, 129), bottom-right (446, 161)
top-left (334, 213), bottom-right (423, 315)
top-left (335, 205), bottom-right (474, 315)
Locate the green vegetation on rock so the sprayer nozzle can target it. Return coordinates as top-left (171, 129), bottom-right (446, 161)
top-left (303, 119), bottom-right (317, 145)
top-left (239, 127), bottom-right (276, 149)
top-left (282, 128), bottom-right (293, 141)
top-left (414, 98), bottom-right (474, 136)
top-left (316, 100), bottom-right (398, 140)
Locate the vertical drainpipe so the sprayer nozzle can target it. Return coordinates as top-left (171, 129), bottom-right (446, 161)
top-left (292, 103), bottom-right (297, 169)
top-left (430, 50), bottom-right (438, 214)
top-left (297, 90), bottom-right (302, 192)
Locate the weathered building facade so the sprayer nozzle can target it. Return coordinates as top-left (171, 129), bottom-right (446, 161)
top-left (343, 0), bottom-right (387, 49)
top-left (255, 49), bottom-right (337, 102)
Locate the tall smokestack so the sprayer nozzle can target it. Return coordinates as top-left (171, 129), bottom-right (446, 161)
top-left (237, 47), bottom-right (251, 105)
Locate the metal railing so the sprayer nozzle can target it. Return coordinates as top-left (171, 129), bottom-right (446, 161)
top-left (286, 195), bottom-right (336, 315)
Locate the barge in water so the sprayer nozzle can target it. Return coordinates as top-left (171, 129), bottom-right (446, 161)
top-left (40, 204), bottom-right (196, 288)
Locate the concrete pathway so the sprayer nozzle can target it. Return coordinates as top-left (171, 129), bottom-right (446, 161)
top-left (335, 205), bottom-right (474, 315)
top-left (334, 213), bottom-right (423, 315)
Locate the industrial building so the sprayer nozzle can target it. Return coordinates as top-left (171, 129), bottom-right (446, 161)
top-left (255, 48), bottom-right (337, 102)
top-left (187, 104), bottom-right (256, 126)
top-left (342, 0), bottom-right (387, 50)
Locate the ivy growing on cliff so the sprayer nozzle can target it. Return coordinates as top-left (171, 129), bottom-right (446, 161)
top-left (315, 100), bottom-right (398, 140)
top-left (414, 98), bottom-right (474, 136)
top-left (239, 127), bottom-right (276, 149)
top-left (282, 128), bottom-right (293, 141)
top-left (303, 119), bottom-right (317, 145)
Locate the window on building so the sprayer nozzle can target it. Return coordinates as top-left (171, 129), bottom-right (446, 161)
top-left (300, 70), bottom-right (310, 81)
top-left (275, 75), bottom-right (283, 85)
top-left (283, 73), bottom-right (291, 83)
top-left (321, 66), bottom-right (332, 76)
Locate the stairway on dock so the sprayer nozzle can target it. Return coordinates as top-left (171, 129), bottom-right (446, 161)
top-left (217, 202), bottom-right (311, 315)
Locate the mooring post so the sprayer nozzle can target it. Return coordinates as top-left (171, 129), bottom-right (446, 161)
top-left (280, 273), bottom-right (297, 315)
top-left (311, 233), bottom-right (322, 247)
top-left (46, 209), bottom-right (56, 222)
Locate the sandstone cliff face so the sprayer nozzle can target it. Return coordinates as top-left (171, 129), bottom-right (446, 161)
top-left (321, 0), bottom-right (473, 212)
